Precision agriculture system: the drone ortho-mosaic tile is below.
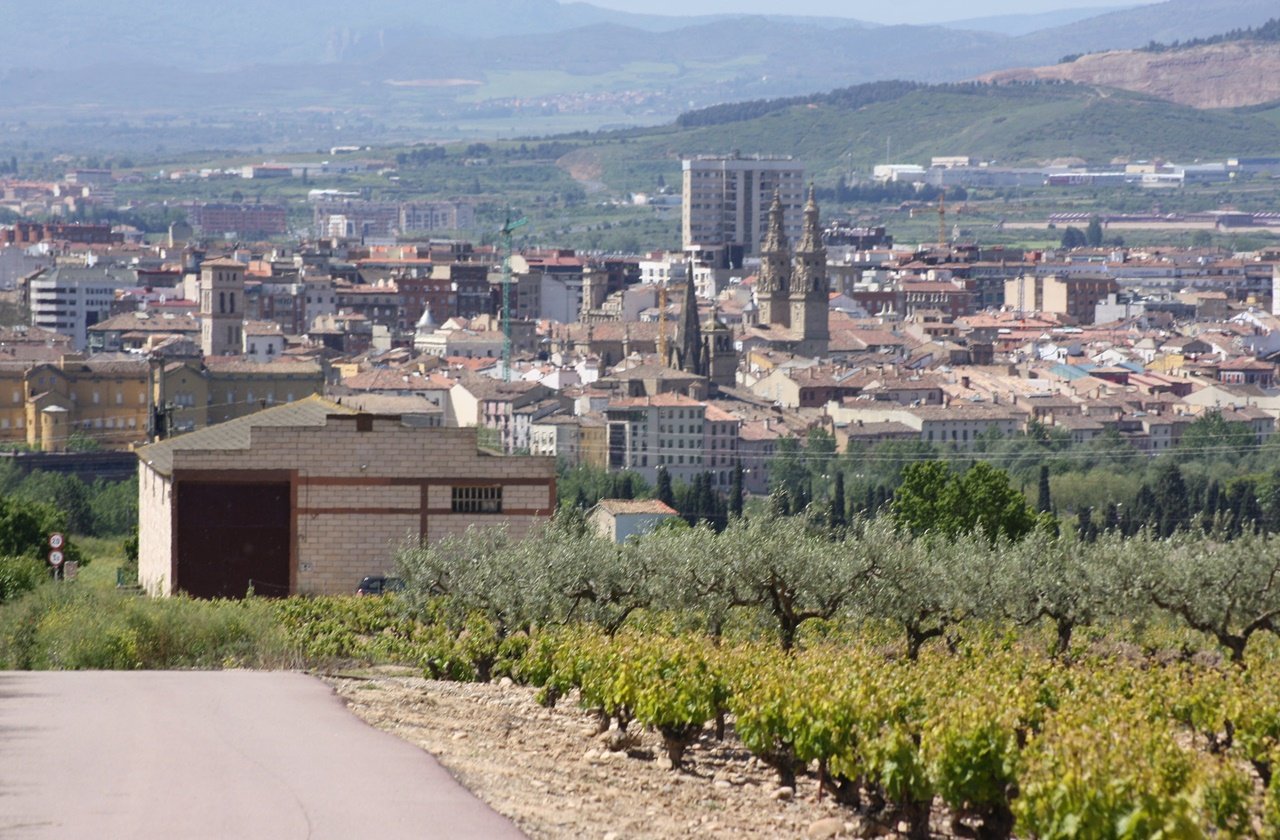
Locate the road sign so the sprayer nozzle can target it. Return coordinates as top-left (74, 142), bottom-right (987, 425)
top-left (48, 550), bottom-right (64, 567)
top-left (49, 533), bottom-right (64, 549)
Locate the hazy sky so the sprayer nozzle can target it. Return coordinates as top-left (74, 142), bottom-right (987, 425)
top-left (577, 0), bottom-right (1159, 25)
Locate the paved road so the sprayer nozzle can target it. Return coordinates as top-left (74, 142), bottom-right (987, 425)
top-left (0, 671), bottom-right (526, 839)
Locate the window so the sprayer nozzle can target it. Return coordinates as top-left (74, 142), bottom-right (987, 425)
top-left (452, 485), bottom-right (502, 514)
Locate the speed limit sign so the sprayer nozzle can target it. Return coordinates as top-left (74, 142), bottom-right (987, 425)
top-left (49, 533), bottom-right (64, 549)
top-left (48, 550), bottom-right (64, 567)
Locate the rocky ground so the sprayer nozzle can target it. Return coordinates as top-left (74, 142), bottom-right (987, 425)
top-left (325, 671), bottom-right (901, 840)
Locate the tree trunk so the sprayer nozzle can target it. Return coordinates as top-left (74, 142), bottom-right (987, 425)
top-left (1220, 632), bottom-right (1247, 665)
top-left (1054, 616), bottom-right (1074, 658)
top-left (659, 723), bottom-right (700, 771)
top-left (906, 624), bottom-right (944, 661)
top-left (897, 799), bottom-right (931, 840)
top-left (974, 802), bottom-right (1015, 840)
top-left (760, 744), bottom-right (802, 789)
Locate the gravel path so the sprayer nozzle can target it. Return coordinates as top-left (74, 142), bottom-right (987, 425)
top-left (327, 672), bottom-right (884, 840)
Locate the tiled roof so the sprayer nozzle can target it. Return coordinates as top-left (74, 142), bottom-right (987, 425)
top-left (333, 394), bottom-right (443, 415)
top-left (608, 393), bottom-right (704, 408)
top-left (90, 312), bottom-right (199, 333)
top-left (203, 357), bottom-right (322, 375)
top-left (593, 499), bottom-right (678, 516)
top-left (137, 395), bottom-right (355, 476)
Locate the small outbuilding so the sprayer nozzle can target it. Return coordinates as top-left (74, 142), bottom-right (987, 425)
top-left (136, 395), bottom-right (555, 598)
top-left (588, 498), bottom-right (680, 544)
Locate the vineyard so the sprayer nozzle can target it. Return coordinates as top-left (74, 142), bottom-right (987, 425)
top-left (6, 505), bottom-right (1280, 836)
top-left (390, 511), bottom-right (1280, 837)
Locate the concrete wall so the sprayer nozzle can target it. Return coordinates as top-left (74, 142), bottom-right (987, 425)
top-left (137, 462), bottom-right (173, 595)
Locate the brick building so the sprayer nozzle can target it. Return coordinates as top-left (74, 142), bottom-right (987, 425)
top-left (136, 396), bottom-right (556, 598)
top-left (188, 203), bottom-right (289, 238)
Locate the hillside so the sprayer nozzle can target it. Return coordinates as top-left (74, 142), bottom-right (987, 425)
top-left (979, 20), bottom-right (1280, 110)
top-left (585, 83), bottom-right (1280, 190)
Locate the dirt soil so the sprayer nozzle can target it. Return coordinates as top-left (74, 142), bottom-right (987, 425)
top-left (978, 41), bottom-right (1280, 109)
top-left (325, 671), bottom-right (891, 840)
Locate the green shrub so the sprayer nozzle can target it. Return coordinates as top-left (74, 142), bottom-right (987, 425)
top-left (0, 586), bottom-right (290, 669)
top-left (0, 554), bottom-right (45, 603)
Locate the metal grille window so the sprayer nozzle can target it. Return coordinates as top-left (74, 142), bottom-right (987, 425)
top-left (452, 485), bottom-right (502, 514)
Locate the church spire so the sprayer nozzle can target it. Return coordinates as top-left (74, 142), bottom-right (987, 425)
top-left (675, 258), bottom-right (704, 375)
top-left (790, 184), bottom-right (829, 356)
top-left (756, 189), bottom-right (791, 328)
top-left (796, 184), bottom-right (820, 254)
top-left (762, 190), bottom-right (788, 255)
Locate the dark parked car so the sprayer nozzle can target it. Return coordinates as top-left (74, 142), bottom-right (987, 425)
top-left (356, 575), bottom-right (405, 596)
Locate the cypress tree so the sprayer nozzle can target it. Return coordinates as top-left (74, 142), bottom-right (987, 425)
top-left (831, 471), bottom-right (847, 528)
top-left (771, 486), bottom-right (792, 517)
top-left (1153, 462), bottom-right (1188, 537)
top-left (1075, 506), bottom-right (1094, 543)
top-left (656, 466), bottom-right (675, 508)
top-left (1037, 465), bottom-right (1052, 514)
top-left (1103, 502), bottom-right (1120, 533)
top-left (729, 462), bottom-right (744, 519)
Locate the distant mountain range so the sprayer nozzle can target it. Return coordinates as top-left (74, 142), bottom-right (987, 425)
top-left (1, 0), bottom-right (1279, 150)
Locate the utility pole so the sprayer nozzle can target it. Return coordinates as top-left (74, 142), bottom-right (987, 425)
top-left (498, 210), bottom-right (528, 382)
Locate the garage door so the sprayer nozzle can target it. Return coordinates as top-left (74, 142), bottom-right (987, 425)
top-left (176, 482), bottom-right (291, 598)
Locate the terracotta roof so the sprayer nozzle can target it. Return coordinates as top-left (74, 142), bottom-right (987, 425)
top-left (593, 499), bottom-right (678, 516)
top-left (343, 369), bottom-right (453, 392)
top-left (203, 357), bottom-right (322, 375)
top-left (334, 394), bottom-right (443, 415)
top-left (704, 405), bottom-right (740, 422)
top-left (608, 393), bottom-right (704, 409)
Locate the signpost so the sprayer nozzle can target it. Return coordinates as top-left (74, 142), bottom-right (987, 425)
top-left (48, 533), bottom-right (65, 580)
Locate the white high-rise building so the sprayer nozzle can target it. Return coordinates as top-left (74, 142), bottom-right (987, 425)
top-left (28, 266), bottom-right (137, 351)
top-left (682, 154), bottom-right (805, 269)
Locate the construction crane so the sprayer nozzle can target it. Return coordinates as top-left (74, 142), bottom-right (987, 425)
top-left (499, 210), bottom-right (528, 382)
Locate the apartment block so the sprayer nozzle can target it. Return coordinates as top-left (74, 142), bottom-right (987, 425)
top-left (682, 154), bottom-right (804, 269)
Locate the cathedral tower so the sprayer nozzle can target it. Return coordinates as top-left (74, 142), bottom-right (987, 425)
top-left (789, 186), bottom-right (829, 356)
top-left (756, 192), bottom-right (791, 329)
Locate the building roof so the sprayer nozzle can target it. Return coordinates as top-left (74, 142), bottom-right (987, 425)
top-left (608, 393), bottom-right (705, 409)
top-left (333, 394), bottom-right (444, 416)
top-left (90, 311), bottom-right (199, 334)
top-left (202, 357), bottom-right (323, 376)
top-left (137, 395), bottom-right (356, 476)
top-left (592, 499), bottom-right (678, 516)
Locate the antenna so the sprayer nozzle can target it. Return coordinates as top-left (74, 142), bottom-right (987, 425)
top-left (498, 209), bottom-right (528, 382)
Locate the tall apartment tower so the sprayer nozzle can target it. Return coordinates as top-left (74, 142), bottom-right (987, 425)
top-left (200, 258), bottom-right (245, 357)
top-left (682, 153), bottom-right (804, 269)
